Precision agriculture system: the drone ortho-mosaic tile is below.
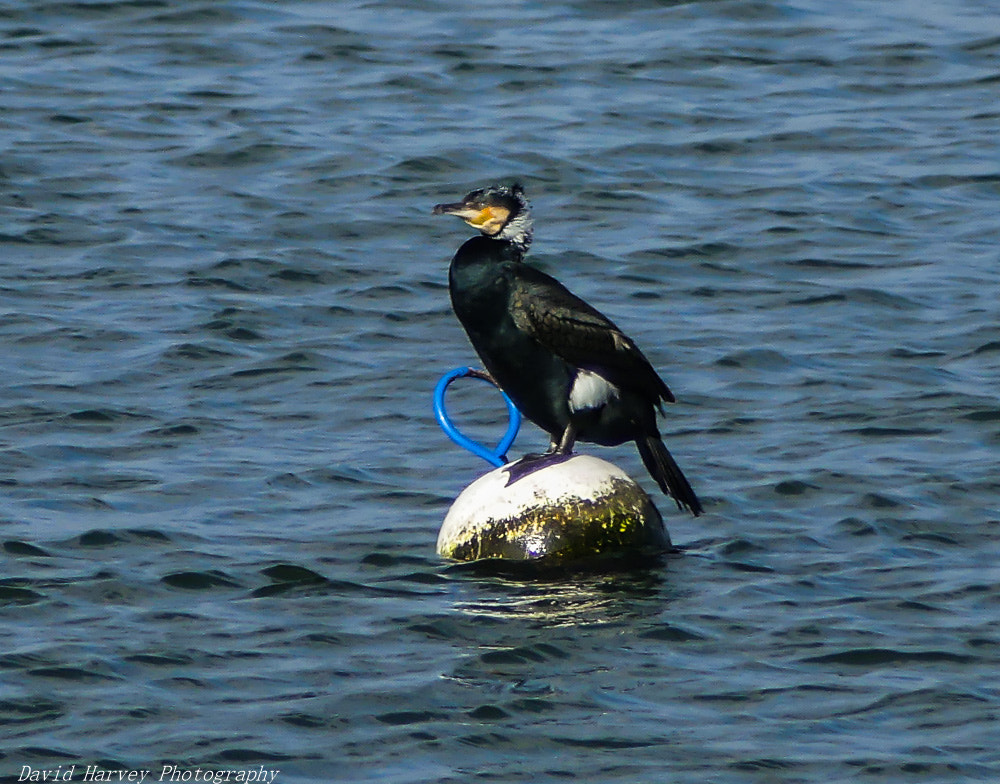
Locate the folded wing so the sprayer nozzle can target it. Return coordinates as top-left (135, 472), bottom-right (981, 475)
top-left (507, 264), bottom-right (674, 408)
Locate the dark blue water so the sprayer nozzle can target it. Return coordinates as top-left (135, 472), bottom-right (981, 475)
top-left (2, 1), bottom-right (999, 782)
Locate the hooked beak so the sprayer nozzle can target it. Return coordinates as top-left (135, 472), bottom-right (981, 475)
top-left (432, 200), bottom-right (508, 231)
top-left (432, 201), bottom-right (474, 218)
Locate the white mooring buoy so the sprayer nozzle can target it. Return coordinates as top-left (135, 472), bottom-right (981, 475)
top-left (437, 453), bottom-right (669, 563)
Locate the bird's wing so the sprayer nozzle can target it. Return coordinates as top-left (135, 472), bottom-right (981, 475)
top-left (506, 264), bottom-right (675, 404)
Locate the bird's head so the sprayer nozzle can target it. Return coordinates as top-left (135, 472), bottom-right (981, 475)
top-left (433, 183), bottom-right (533, 253)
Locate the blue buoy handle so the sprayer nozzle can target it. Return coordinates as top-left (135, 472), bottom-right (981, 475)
top-left (434, 367), bottom-right (521, 467)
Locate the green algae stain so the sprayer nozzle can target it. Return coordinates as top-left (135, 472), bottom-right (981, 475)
top-left (440, 478), bottom-right (669, 564)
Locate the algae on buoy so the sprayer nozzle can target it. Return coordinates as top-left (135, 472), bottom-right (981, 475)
top-left (437, 453), bottom-right (668, 563)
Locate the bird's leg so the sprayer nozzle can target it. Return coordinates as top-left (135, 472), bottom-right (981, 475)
top-left (517, 425), bottom-right (577, 465)
top-left (466, 368), bottom-right (498, 386)
top-left (554, 422), bottom-right (577, 455)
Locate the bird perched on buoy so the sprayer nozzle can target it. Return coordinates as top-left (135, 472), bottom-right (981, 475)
top-left (433, 183), bottom-right (703, 516)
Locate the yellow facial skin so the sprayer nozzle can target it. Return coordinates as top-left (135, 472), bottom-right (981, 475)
top-left (441, 205), bottom-right (509, 236)
top-left (433, 196), bottom-right (513, 237)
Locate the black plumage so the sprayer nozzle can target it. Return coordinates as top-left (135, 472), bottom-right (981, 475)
top-left (433, 183), bottom-right (702, 515)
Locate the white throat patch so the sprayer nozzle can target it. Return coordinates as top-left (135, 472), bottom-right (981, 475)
top-left (569, 369), bottom-right (619, 412)
top-left (498, 207), bottom-right (533, 254)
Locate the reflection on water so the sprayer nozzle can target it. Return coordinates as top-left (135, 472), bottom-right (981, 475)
top-left (451, 565), bottom-right (672, 627)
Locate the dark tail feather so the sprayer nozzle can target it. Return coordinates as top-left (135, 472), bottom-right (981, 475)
top-left (636, 434), bottom-right (703, 516)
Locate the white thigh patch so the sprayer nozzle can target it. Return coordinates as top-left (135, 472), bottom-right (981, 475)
top-left (569, 369), bottom-right (619, 412)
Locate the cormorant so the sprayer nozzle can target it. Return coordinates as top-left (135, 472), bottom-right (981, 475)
top-left (433, 183), bottom-right (702, 516)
